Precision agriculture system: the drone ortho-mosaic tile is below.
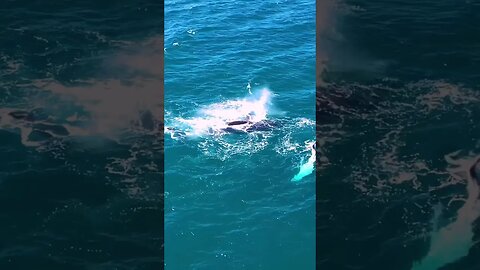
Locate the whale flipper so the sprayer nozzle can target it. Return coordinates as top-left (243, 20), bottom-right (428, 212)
top-left (227, 120), bottom-right (249, 126)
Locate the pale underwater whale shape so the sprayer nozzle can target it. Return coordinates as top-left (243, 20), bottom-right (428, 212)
top-left (411, 157), bottom-right (480, 270)
top-left (291, 143), bottom-right (316, 182)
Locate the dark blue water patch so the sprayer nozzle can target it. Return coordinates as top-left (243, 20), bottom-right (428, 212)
top-left (317, 76), bottom-right (480, 270)
top-left (0, 1), bottom-right (164, 84)
top-left (0, 131), bottom-right (162, 268)
top-left (323, 0), bottom-right (480, 85)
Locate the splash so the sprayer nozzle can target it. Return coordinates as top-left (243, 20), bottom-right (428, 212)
top-left (291, 142), bottom-right (316, 182)
top-left (166, 88), bottom-right (273, 138)
top-left (411, 152), bottom-right (480, 270)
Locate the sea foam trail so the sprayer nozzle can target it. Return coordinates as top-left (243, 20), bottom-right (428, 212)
top-left (292, 142), bottom-right (316, 182)
top-left (166, 88), bottom-right (273, 137)
top-left (411, 153), bottom-right (480, 270)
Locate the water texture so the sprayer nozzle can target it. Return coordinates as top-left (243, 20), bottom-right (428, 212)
top-left (318, 1), bottom-right (480, 269)
top-left (0, 2), bottom-right (163, 269)
top-left (165, 0), bottom-right (316, 269)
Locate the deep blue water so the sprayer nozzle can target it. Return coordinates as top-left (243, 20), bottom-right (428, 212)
top-left (164, 0), bottom-right (316, 269)
top-left (318, 0), bottom-right (480, 270)
top-left (0, 1), bottom-right (163, 269)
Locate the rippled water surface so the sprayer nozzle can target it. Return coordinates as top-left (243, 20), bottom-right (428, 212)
top-left (0, 1), bottom-right (163, 269)
top-left (164, 0), bottom-right (316, 269)
top-left (318, 1), bottom-right (480, 269)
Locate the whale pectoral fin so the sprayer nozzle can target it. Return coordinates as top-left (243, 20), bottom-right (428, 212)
top-left (227, 120), bottom-right (249, 126)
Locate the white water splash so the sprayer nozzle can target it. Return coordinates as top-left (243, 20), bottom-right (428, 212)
top-left (411, 152), bottom-right (480, 270)
top-left (165, 88), bottom-right (273, 138)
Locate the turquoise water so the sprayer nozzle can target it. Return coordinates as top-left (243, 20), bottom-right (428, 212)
top-left (164, 0), bottom-right (316, 268)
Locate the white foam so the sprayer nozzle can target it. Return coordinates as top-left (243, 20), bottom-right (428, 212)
top-left (166, 88), bottom-right (273, 137)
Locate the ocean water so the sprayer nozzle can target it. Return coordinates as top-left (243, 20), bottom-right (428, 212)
top-left (318, 1), bottom-right (480, 270)
top-left (0, 1), bottom-right (163, 269)
top-left (4, 1), bottom-right (478, 270)
top-left (164, 0), bottom-right (316, 269)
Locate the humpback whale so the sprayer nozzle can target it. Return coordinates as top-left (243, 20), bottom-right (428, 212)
top-left (166, 119), bottom-right (279, 138)
top-left (223, 119), bottom-right (279, 133)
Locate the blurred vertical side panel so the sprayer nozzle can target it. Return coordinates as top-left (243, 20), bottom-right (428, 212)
top-left (316, 0), bottom-right (334, 269)
top-left (316, 0), bottom-right (480, 269)
top-left (0, 1), bottom-right (164, 269)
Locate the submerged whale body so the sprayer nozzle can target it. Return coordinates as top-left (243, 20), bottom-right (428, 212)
top-left (166, 119), bottom-right (279, 138)
top-left (223, 120), bottom-right (278, 133)
top-left (246, 120), bottom-right (277, 132)
top-left (223, 127), bottom-right (248, 134)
